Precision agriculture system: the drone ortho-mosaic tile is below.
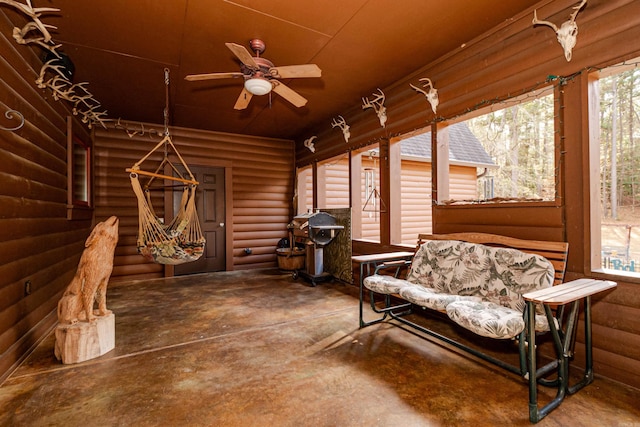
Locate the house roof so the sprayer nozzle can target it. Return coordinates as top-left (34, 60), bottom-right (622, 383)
top-left (400, 122), bottom-right (496, 168)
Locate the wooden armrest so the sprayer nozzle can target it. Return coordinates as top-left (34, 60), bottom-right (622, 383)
top-left (352, 251), bottom-right (414, 264)
top-left (523, 278), bottom-right (617, 305)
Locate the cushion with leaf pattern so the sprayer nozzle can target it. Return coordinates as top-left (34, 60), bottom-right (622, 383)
top-left (364, 274), bottom-right (414, 295)
top-left (399, 286), bottom-right (482, 311)
top-left (446, 300), bottom-right (525, 339)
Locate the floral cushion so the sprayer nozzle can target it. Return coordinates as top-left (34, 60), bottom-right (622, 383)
top-left (481, 247), bottom-right (554, 311)
top-left (363, 240), bottom-right (556, 339)
top-left (399, 286), bottom-right (482, 311)
top-left (406, 240), bottom-right (489, 296)
top-left (406, 240), bottom-right (555, 311)
top-left (446, 300), bottom-right (552, 339)
top-left (446, 300), bottom-right (525, 339)
top-left (363, 274), bottom-right (414, 295)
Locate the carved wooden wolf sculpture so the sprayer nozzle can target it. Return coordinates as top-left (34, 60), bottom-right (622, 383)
top-left (57, 216), bottom-right (119, 324)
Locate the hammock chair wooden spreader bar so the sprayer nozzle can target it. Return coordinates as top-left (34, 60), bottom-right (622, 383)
top-left (126, 68), bottom-right (205, 265)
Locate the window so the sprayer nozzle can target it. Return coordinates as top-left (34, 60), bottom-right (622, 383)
top-left (391, 130), bottom-right (433, 244)
top-left (354, 145), bottom-right (381, 242)
top-left (591, 60), bottom-right (640, 277)
top-left (296, 145), bottom-right (381, 242)
top-left (296, 165), bottom-right (313, 215)
top-left (440, 89), bottom-right (556, 203)
top-left (66, 116), bottom-right (93, 220)
top-left (71, 137), bottom-right (90, 206)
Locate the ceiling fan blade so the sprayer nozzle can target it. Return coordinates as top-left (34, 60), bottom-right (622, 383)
top-left (226, 42), bottom-right (258, 68)
top-left (272, 81), bottom-right (308, 108)
top-left (234, 87), bottom-right (254, 110)
top-left (270, 64), bottom-right (322, 79)
top-left (184, 72), bottom-right (244, 81)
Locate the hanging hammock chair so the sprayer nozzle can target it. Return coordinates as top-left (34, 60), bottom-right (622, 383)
top-left (127, 133), bottom-right (206, 265)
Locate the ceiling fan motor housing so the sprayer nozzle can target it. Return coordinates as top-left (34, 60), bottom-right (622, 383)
top-left (249, 38), bottom-right (266, 55)
top-left (242, 57), bottom-right (275, 80)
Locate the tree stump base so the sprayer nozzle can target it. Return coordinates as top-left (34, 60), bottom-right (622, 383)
top-left (54, 313), bottom-right (115, 364)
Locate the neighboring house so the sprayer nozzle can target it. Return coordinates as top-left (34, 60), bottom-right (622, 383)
top-left (299, 122), bottom-right (496, 244)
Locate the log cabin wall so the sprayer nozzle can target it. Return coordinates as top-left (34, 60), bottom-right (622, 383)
top-left (297, 0), bottom-right (640, 389)
top-left (93, 124), bottom-right (294, 281)
top-left (0, 14), bottom-right (93, 382)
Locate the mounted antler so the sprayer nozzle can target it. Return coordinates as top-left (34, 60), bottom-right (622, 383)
top-left (331, 115), bottom-right (351, 143)
top-left (12, 21), bottom-right (61, 56)
top-left (0, 0), bottom-right (59, 43)
top-left (532, 0), bottom-right (587, 62)
top-left (410, 78), bottom-right (439, 114)
top-left (362, 88), bottom-right (387, 128)
top-left (35, 59), bottom-right (70, 88)
top-left (1, 0), bottom-right (110, 131)
top-left (76, 104), bottom-right (108, 129)
top-left (303, 136), bottom-right (317, 153)
top-left (45, 76), bottom-right (76, 102)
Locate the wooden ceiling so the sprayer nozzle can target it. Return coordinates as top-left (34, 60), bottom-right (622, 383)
top-left (40, 0), bottom-right (541, 140)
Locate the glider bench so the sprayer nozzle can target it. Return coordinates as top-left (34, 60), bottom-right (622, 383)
top-left (359, 232), bottom-right (616, 423)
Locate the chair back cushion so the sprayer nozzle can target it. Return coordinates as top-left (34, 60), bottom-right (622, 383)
top-left (407, 240), bottom-right (554, 311)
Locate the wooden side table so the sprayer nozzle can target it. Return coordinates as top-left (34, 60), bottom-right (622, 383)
top-left (523, 278), bottom-right (617, 423)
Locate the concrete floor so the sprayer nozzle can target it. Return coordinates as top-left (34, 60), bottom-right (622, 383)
top-left (1, 269), bottom-right (639, 426)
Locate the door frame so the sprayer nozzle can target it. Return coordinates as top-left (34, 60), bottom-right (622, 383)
top-left (163, 158), bottom-right (234, 277)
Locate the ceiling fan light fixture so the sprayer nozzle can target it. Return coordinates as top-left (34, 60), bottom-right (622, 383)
top-left (244, 77), bottom-right (272, 96)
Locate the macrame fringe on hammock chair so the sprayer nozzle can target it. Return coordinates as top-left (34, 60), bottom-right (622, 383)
top-left (127, 134), bottom-right (205, 265)
top-left (126, 68), bottom-right (205, 265)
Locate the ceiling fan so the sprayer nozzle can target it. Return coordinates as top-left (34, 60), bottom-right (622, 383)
top-left (185, 39), bottom-right (322, 110)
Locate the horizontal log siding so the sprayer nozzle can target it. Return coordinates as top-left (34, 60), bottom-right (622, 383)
top-left (0, 13), bottom-right (93, 382)
top-left (317, 156), bottom-right (349, 209)
top-left (298, 0), bottom-right (640, 389)
top-left (94, 123), bottom-right (294, 276)
top-left (400, 160), bottom-right (432, 244)
top-left (448, 166), bottom-right (479, 201)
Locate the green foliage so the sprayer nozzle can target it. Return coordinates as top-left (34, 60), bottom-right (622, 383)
top-left (599, 67), bottom-right (640, 219)
top-left (466, 92), bottom-right (556, 201)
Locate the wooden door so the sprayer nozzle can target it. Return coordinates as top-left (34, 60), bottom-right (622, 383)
top-left (174, 166), bottom-right (226, 275)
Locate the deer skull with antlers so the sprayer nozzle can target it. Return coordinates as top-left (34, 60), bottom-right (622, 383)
top-left (362, 88), bottom-right (387, 128)
top-left (532, 0), bottom-right (587, 62)
top-left (410, 78), bottom-right (439, 114)
top-left (331, 115), bottom-right (351, 143)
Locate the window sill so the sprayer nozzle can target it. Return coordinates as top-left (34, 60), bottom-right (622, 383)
top-left (67, 204), bottom-right (93, 221)
top-left (436, 200), bottom-right (559, 208)
top-left (590, 268), bottom-right (640, 284)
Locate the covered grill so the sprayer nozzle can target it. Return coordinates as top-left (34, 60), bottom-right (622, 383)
top-left (289, 211), bottom-right (344, 285)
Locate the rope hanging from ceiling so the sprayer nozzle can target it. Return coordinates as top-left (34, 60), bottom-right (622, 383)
top-left (126, 69), bottom-right (205, 265)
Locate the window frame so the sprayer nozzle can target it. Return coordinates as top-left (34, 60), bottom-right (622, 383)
top-left (588, 63), bottom-right (640, 282)
top-left (66, 116), bottom-right (93, 220)
top-left (434, 87), bottom-right (562, 208)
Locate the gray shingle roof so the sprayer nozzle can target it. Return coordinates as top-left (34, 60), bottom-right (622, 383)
top-left (400, 122), bottom-right (495, 167)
